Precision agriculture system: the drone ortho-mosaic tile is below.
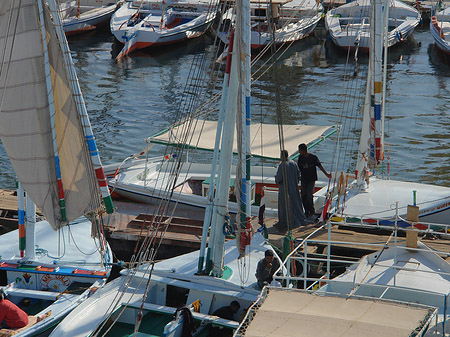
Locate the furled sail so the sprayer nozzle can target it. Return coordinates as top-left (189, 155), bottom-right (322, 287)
top-left (0, 0), bottom-right (102, 230)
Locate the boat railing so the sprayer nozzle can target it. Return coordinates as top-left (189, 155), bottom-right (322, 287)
top-left (329, 212), bottom-right (450, 235)
top-left (274, 210), bottom-right (450, 290)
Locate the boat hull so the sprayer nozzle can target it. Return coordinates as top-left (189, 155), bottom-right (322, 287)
top-left (110, 0), bottom-right (216, 50)
top-left (50, 233), bottom-right (275, 337)
top-left (0, 219), bottom-right (112, 337)
top-left (430, 12), bottom-right (450, 55)
top-left (325, 0), bottom-right (420, 50)
top-left (62, 3), bottom-right (118, 36)
top-left (325, 177), bottom-right (450, 227)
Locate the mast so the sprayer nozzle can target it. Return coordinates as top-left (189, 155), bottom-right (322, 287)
top-left (373, 0), bottom-right (384, 164)
top-left (239, 0), bottom-right (252, 255)
top-left (47, 0), bottom-right (114, 214)
top-left (199, 32), bottom-right (234, 273)
top-left (17, 183), bottom-right (25, 258)
top-left (25, 193), bottom-right (36, 260)
top-left (356, 0), bottom-right (386, 185)
top-left (207, 3), bottom-right (244, 277)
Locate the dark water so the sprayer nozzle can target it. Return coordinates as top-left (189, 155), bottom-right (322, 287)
top-left (0, 24), bottom-right (449, 190)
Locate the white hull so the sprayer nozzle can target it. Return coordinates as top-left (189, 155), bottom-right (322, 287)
top-left (218, 0), bottom-right (322, 48)
top-left (109, 158), bottom-right (284, 217)
top-left (0, 218), bottom-right (112, 336)
top-left (430, 8), bottom-right (450, 55)
top-left (322, 176), bottom-right (450, 226)
top-left (110, 0), bottom-right (215, 49)
top-left (50, 232), bottom-right (276, 336)
top-left (325, 0), bottom-right (420, 50)
top-left (60, 1), bottom-right (118, 35)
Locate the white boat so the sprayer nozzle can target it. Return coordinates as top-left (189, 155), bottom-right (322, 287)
top-left (266, 216), bottom-right (450, 335)
top-left (59, 0), bottom-right (119, 36)
top-left (430, 6), bottom-right (450, 55)
top-left (218, 0), bottom-right (323, 49)
top-left (110, 0), bottom-right (217, 59)
top-left (0, 0), bottom-right (114, 335)
top-left (325, 0), bottom-right (421, 51)
top-left (50, 233), bottom-right (276, 336)
top-left (108, 120), bottom-right (335, 218)
top-left (316, 0), bottom-right (450, 226)
top-left (51, 0), bottom-right (296, 334)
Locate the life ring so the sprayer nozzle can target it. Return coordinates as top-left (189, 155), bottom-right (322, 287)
top-left (295, 258), bottom-right (307, 278)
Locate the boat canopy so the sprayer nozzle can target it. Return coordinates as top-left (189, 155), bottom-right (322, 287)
top-left (147, 120), bottom-right (336, 161)
top-left (239, 288), bottom-right (436, 337)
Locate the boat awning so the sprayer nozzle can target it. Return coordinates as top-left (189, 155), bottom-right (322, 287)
top-left (147, 120), bottom-right (336, 161)
top-left (240, 288), bottom-right (436, 337)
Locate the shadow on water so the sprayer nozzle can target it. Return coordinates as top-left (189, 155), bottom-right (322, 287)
top-left (428, 43), bottom-right (450, 72)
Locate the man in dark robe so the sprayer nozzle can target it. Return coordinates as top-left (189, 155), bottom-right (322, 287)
top-left (274, 150), bottom-right (306, 232)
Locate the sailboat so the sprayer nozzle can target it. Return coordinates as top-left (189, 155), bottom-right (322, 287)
top-left (430, 1), bottom-right (450, 55)
top-left (107, 120), bottom-right (335, 218)
top-left (0, 0), bottom-right (114, 335)
top-left (49, 0), bottom-right (296, 334)
top-left (217, 0), bottom-right (324, 49)
top-left (110, 0), bottom-right (217, 59)
top-left (316, 0), bottom-right (450, 227)
top-left (325, 0), bottom-right (421, 51)
top-left (59, 0), bottom-right (120, 36)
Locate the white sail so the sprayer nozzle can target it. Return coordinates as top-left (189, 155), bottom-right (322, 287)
top-left (0, 0), bottom-right (102, 230)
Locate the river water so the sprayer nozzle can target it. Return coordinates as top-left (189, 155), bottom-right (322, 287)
top-left (0, 24), bottom-right (449, 190)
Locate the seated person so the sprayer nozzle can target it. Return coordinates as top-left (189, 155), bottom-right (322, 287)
top-left (0, 289), bottom-right (28, 329)
top-left (210, 301), bottom-right (240, 337)
top-left (255, 249), bottom-right (280, 289)
top-left (212, 301), bottom-right (240, 321)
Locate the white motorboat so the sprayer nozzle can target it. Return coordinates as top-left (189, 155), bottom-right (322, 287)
top-left (59, 0), bottom-right (119, 36)
top-left (218, 0), bottom-right (323, 49)
top-left (430, 6), bottom-right (450, 55)
top-left (110, 0), bottom-right (217, 58)
top-left (325, 0), bottom-right (420, 51)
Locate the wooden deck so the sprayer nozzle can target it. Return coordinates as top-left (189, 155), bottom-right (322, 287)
top-left (1, 189), bottom-right (449, 263)
top-left (0, 189), bottom-right (44, 234)
top-left (0, 189), bottom-right (20, 234)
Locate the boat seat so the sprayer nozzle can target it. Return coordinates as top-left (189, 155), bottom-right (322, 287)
top-left (5, 287), bottom-right (68, 301)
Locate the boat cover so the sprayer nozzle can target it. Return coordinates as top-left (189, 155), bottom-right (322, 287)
top-left (148, 120), bottom-right (335, 161)
top-left (239, 288), bottom-right (435, 337)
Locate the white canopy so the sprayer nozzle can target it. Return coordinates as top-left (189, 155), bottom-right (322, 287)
top-left (242, 288), bottom-right (435, 337)
top-left (148, 120), bottom-right (335, 161)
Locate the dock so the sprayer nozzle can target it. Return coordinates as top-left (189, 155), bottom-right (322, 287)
top-left (1, 189), bottom-right (448, 264)
top-left (0, 189), bottom-right (43, 235)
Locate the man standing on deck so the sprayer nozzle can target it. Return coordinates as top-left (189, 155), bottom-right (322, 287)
top-left (297, 143), bottom-right (331, 219)
top-left (274, 150), bottom-right (306, 232)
